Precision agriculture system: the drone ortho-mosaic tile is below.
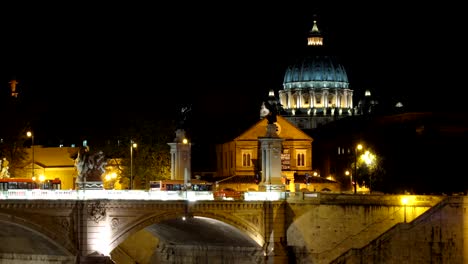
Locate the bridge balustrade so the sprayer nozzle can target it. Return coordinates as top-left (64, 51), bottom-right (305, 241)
top-left (0, 189), bottom-right (294, 201)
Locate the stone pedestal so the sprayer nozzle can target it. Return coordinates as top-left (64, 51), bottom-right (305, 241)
top-left (258, 124), bottom-right (285, 192)
top-left (259, 184), bottom-right (285, 192)
top-left (167, 129), bottom-right (192, 181)
top-left (76, 181), bottom-right (104, 190)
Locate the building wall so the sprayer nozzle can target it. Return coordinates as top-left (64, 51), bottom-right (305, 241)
top-left (234, 140), bottom-right (259, 176)
top-left (44, 167), bottom-right (76, 190)
top-left (216, 116), bottom-right (314, 178)
top-left (19, 147), bottom-right (79, 189)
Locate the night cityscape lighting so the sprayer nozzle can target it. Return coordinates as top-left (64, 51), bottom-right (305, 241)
top-left (0, 3), bottom-right (467, 263)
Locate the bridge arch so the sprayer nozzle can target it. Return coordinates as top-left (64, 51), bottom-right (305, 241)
top-left (193, 211), bottom-right (265, 245)
top-left (0, 213), bottom-right (76, 256)
top-left (109, 209), bottom-right (264, 252)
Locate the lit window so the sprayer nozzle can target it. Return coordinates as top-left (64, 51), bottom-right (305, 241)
top-left (242, 150), bottom-right (252, 167)
top-left (296, 150), bottom-right (307, 167)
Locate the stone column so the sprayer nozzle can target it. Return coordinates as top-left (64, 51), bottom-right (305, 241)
top-left (258, 124), bottom-right (285, 192)
top-left (335, 89), bottom-right (339, 107)
top-left (297, 90), bottom-right (302, 108)
top-left (167, 129), bottom-right (191, 181)
top-left (323, 89), bottom-right (329, 108)
top-left (343, 90), bottom-right (348, 108)
top-left (310, 90), bottom-right (315, 108)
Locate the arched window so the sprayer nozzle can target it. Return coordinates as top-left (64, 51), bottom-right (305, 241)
top-left (242, 150), bottom-right (252, 167)
top-left (242, 153), bottom-right (251, 166)
top-left (296, 150), bottom-right (306, 167)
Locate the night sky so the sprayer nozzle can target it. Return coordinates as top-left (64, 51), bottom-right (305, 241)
top-left (1, 3), bottom-right (466, 144)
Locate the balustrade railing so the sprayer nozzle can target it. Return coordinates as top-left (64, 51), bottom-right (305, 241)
top-left (0, 190), bottom-right (289, 201)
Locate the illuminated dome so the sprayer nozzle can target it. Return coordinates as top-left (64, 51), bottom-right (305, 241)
top-left (283, 55), bottom-right (349, 90)
top-left (277, 19), bottom-right (355, 130)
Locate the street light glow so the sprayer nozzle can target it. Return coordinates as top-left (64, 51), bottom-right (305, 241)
top-left (353, 144), bottom-right (363, 194)
top-left (402, 197), bottom-right (408, 223)
top-left (362, 151), bottom-right (376, 165)
top-left (130, 140), bottom-right (137, 190)
top-left (401, 197), bottom-right (408, 205)
top-left (26, 131), bottom-right (35, 179)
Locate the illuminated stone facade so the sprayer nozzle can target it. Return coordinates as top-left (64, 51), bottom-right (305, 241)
top-left (215, 116), bottom-right (317, 189)
top-left (1, 194), bottom-right (466, 263)
top-left (21, 146), bottom-right (79, 190)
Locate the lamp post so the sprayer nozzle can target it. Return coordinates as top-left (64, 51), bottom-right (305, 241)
top-left (353, 144), bottom-right (363, 194)
top-left (26, 131), bottom-right (34, 179)
top-left (345, 170), bottom-right (351, 192)
top-left (130, 140), bottom-right (137, 190)
top-left (362, 150), bottom-right (376, 193)
top-left (402, 197), bottom-right (408, 223)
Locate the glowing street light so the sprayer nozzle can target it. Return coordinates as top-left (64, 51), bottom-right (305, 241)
top-left (105, 172), bottom-right (117, 189)
top-left (345, 170), bottom-right (351, 192)
top-left (130, 140), bottom-right (137, 190)
top-left (353, 144), bottom-right (363, 194)
top-left (401, 197), bottom-right (408, 223)
top-left (362, 150), bottom-right (376, 193)
top-left (38, 174), bottom-right (45, 189)
top-left (26, 131), bottom-right (34, 179)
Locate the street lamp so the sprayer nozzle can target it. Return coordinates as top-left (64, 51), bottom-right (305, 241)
top-left (402, 197), bottom-right (408, 223)
top-left (353, 144), bottom-right (363, 194)
top-left (345, 170), bottom-right (351, 192)
top-left (105, 172), bottom-right (117, 189)
top-left (362, 150), bottom-right (376, 193)
top-left (26, 131), bottom-right (34, 179)
top-left (130, 140), bottom-right (137, 190)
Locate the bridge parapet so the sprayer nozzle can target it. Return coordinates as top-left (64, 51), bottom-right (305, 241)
top-left (286, 192), bottom-right (444, 207)
top-left (0, 190), bottom-right (287, 201)
top-left (0, 193), bottom-right (452, 263)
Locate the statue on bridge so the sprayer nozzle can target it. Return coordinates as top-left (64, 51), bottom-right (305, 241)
top-left (176, 104), bottom-right (192, 130)
top-left (261, 89), bottom-right (283, 125)
top-left (0, 157), bottom-right (10, 179)
top-left (74, 146), bottom-right (107, 189)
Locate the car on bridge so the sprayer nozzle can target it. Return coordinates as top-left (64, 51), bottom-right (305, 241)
top-left (213, 188), bottom-right (244, 200)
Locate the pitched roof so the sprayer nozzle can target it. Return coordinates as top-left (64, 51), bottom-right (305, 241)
top-left (235, 115), bottom-right (313, 141)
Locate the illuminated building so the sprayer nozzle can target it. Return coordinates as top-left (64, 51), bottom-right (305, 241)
top-left (278, 19), bottom-right (356, 130)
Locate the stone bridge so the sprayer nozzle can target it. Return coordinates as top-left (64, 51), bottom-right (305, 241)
top-left (0, 192), bottom-right (466, 263)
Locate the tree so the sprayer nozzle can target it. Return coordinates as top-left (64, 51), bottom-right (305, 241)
top-left (0, 118), bottom-right (31, 178)
top-left (355, 149), bottom-right (386, 193)
top-left (0, 81), bottom-right (41, 178)
top-left (108, 117), bottom-right (175, 190)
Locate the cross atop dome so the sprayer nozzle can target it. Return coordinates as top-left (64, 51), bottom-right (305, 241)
top-left (308, 20), bottom-right (323, 46)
